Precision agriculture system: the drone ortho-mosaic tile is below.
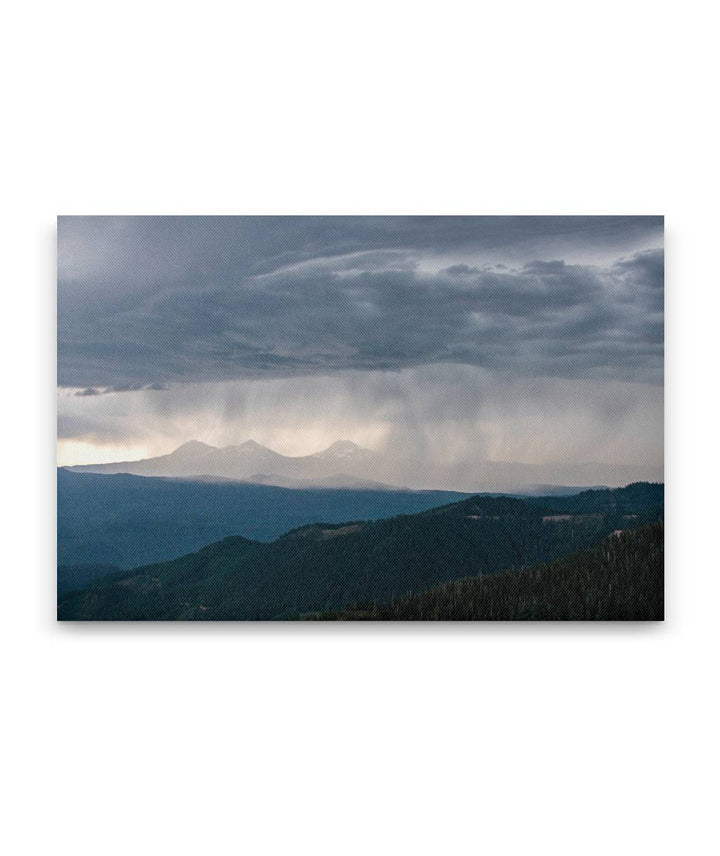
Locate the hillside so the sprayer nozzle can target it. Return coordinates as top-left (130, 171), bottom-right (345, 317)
top-left (315, 524), bottom-right (663, 621)
top-left (57, 563), bottom-right (122, 596)
top-left (57, 469), bottom-right (468, 582)
top-left (526, 481), bottom-right (664, 516)
top-left (58, 484), bottom-right (663, 621)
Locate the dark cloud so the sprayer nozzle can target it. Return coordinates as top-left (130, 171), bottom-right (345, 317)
top-left (442, 264), bottom-right (481, 275)
top-left (72, 382), bottom-right (169, 396)
top-left (58, 215), bottom-right (662, 283)
top-left (110, 382), bottom-right (170, 393)
top-left (57, 217), bottom-right (663, 388)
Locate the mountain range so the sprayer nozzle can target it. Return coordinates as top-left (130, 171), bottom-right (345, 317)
top-left (65, 439), bottom-right (389, 488)
top-left (58, 482), bottom-right (664, 620)
top-left (65, 439), bottom-right (664, 492)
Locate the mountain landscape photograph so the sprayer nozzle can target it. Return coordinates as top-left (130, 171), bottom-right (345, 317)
top-left (16, 10), bottom-right (718, 856)
top-left (57, 215), bottom-right (664, 620)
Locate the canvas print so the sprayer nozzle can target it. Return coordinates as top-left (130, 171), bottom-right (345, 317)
top-left (57, 216), bottom-right (664, 620)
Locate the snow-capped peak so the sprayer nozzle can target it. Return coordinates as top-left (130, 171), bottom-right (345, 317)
top-left (312, 440), bottom-right (371, 460)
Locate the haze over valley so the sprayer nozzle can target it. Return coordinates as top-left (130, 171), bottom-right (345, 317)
top-left (65, 437), bottom-right (662, 493)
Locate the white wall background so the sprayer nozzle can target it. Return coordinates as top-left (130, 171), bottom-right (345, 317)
top-left (2, 2), bottom-right (717, 854)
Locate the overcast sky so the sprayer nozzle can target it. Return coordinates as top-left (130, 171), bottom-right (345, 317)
top-left (57, 216), bottom-right (663, 486)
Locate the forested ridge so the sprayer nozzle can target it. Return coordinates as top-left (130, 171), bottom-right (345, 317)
top-left (58, 483), bottom-right (663, 621)
top-left (57, 468), bottom-right (469, 577)
top-left (314, 523), bottom-right (663, 621)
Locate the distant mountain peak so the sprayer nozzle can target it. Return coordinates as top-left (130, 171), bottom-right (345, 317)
top-left (222, 440), bottom-right (278, 457)
top-left (173, 440), bottom-right (216, 454)
top-left (238, 439), bottom-right (269, 451)
top-left (326, 440), bottom-right (362, 452)
top-left (313, 440), bottom-right (373, 459)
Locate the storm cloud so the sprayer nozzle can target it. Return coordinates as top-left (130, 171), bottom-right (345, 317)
top-left (57, 216), bottom-right (663, 484)
top-left (58, 217), bottom-right (663, 389)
